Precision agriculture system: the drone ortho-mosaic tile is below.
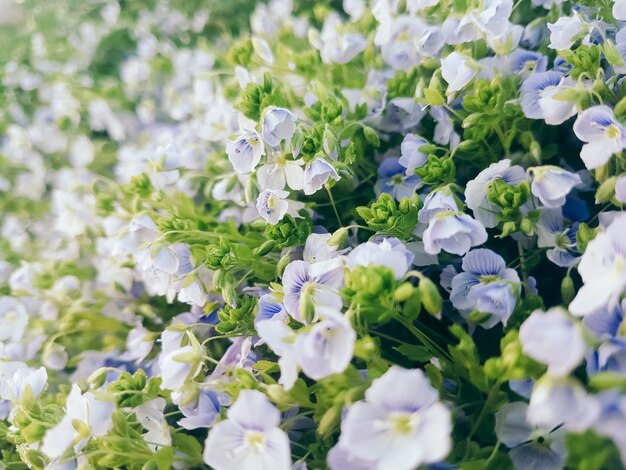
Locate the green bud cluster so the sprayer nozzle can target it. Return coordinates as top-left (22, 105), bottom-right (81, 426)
top-left (387, 67), bottom-right (420, 99)
top-left (108, 370), bottom-right (162, 408)
top-left (226, 36), bottom-right (254, 67)
top-left (129, 173), bottom-right (153, 198)
top-left (356, 193), bottom-right (421, 240)
top-left (236, 73), bottom-right (288, 121)
top-left (205, 239), bottom-right (234, 270)
top-left (216, 295), bottom-right (257, 335)
top-left (416, 155), bottom-right (456, 186)
top-left (344, 265), bottom-right (397, 324)
top-left (264, 214), bottom-right (312, 249)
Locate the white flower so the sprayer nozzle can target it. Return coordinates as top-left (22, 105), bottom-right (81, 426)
top-left (42, 385), bottom-right (114, 459)
top-left (615, 0), bottom-right (626, 21)
top-left (346, 237), bottom-right (414, 279)
top-left (338, 366), bottom-right (451, 470)
top-left (547, 14), bottom-right (584, 50)
top-left (261, 107), bottom-right (297, 148)
top-left (256, 189), bottom-right (305, 225)
top-left (257, 156), bottom-right (305, 190)
top-left (226, 131), bottom-right (265, 174)
top-left (178, 276), bottom-right (208, 307)
top-left (294, 313), bottom-right (355, 380)
top-left (573, 105), bottom-right (626, 170)
top-left (441, 52), bottom-right (477, 94)
top-left (422, 212), bottom-right (488, 256)
top-left (0, 366), bottom-right (47, 402)
top-left (203, 390), bottom-right (291, 470)
top-left (529, 166), bottom-right (581, 207)
top-left (303, 158), bottom-right (340, 195)
top-left (569, 213), bottom-right (626, 316)
top-left (135, 397), bottom-right (172, 452)
top-left (519, 307), bottom-right (587, 376)
top-left (0, 297), bottom-right (29, 343)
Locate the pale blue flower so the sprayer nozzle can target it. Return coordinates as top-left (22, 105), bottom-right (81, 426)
top-left (418, 189), bottom-right (459, 223)
top-left (399, 134), bottom-right (428, 176)
top-left (338, 366), bottom-right (451, 470)
top-left (569, 213), bottom-right (626, 316)
top-left (422, 212), bottom-right (488, 256)
top-left (583, 300), bottom-right (626, 375)
top-left (529, 166), bottom-right (581, 208)
top-left (376, 157), bottom-right (421, 201)
top-left (496, 402), bottom-right (567, 470)
top-left (303, 158), bottom-right (340, 195)
top-left (527, 376), bottom-right (599, 431)
top-left (520, 71), bottom-right (576, 125)
top-left (226, 130), bottom-right (265, 174)
top-left (590, 392), bottom-right (626, 465)
top-left (536, 208), bottom-right (580, 267)
top-left (506, 49), bottom-right (548, 77)
top-left (450, 249), bottom-right (520, 328)
top-left (203, 390), bottom-right (291, 470)
top-left (294, 312), bottom-right (355, 380)
top-left (282, 259), bottom-right (344, 323)
top-left (573, 105), bottom-right (626, 169)
top-left (255, 293), bottom-right (287, 325)
top-left (346, 237), bottom-right (414, 279)
top-left (178, 390), bottom-right (221, 430)
top-left (261, 106), bottom-right (297, 148)
top-left (519, 307), bottom-right (587, 376)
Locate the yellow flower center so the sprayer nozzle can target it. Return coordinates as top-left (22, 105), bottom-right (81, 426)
top-left (607, 124), bottom-right (621, 140)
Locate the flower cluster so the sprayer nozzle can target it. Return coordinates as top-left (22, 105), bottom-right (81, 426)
top-left (2, 0), bottom-right (626, 468)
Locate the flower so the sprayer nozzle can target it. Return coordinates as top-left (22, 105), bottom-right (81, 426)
top-left (0, 366), bottom-right (47, 403)
top-left (418, 189), bottom-right (459, 223)
top-left (506, 48), bottom-right (548, 77)
top-left (303, 158), bottom-right (340, 195)
top-left (338, 366), bottom-right (451, 470)
top-left (520, 71), bottom-right (576, 125)
top-left (261, 106), bottom-right (297, 148)
top-left (465, 159), bottom-right (526, 228)
top-left (569, 213), bottom-right (626, 316)
top-left (256, 189), bottom-right (305, 225)
top-left (226, 130), bottom-right (265, 174)
top-left (495, 402), bottom-right (567, 470)
top-left (535, 208), bottom-right (580, 267)
top-left (346, 237), bottom-right (414, 280)
top-left (399, 134), bottom-right (428, 176)
top-left (42, 384), bottom-right (114, 458)
top-left (529, 166), bottom-right (581, 207)
top-left (519, 307), bottom-right (587, 376)
top-left (178, 389), bottom-right (222, 430)
top-left (0, 297), bottom-right (29, 343)
top-left (450, 249), bottom-right (520, 328)
top-left (257, 155), bottom-right (305, 190)
top-left (376, 157), bottom-right (421, 201)
top-left (615, 175), bottom-right (626, 203)
top-left (294, 313), bottom-right (355, 380)
top-left (441, 52), bottom-right (477, 94)
top-left (422, 212), bottom-right (488, 256)
top-left (135, 397), bottom-right (172, 451)
top-left (203, 390), bottom-right (291, 470)
top-left (573, 105), bottom-right (626, 169)
top-left (282, 259), bottom-right (344, 323)
top-left (547, 14), bottom-right (584, 50)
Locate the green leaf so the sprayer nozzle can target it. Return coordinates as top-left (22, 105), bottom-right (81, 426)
top-left (393, 344), bottom-right (432, 362)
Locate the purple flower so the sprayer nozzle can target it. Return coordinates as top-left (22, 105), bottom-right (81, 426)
top-left (303, 158), bottom-right (340, 195)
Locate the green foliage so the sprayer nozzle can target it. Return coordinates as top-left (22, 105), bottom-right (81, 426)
top-left (264, 214), bottom-right (313, 248)
top-left (566, 430), bottom-right (624, 470)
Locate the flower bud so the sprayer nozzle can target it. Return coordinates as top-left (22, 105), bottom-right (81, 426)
top-left (418, 277), bottom-right (442, 316)
top-left (561, 275), bottom-right (576, 304)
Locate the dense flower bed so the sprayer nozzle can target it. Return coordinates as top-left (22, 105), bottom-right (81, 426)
top-left (2, 0), bottom-right (626, 468)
